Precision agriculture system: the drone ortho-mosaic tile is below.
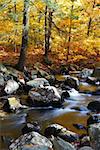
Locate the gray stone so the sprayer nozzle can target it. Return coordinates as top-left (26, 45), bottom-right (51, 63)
top-left (28, 86), bottom-right (61, 106)
top-left (26, 78), bottom-right (49, 88)
top-left (80, 68), bottom-right (93, 78)
top-left (9, 132), bottom-right (53, 150)
top-left (52, 136), bottom-right (76, 150)
top-left (79, 146), bottom-right (93, 150)
top-left (45, 124), bottom-right (79, 143)
top-left (4, 79), bottom-right (19, 94)
top-left (0, 73), bottom-right (5, 86)
top-left (0, 63), bottom-right (7, 72)
top-left (63, 75), bottom-right (79, 90)
top-left (23, 145), bottom-right (51, 150)
top-left (92, 67), bottom-right (100, 79)
top-left (89, 123), bottom-right (100, 150)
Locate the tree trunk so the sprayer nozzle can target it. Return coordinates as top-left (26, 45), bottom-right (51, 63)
top-left (13, 0), bottom-right (17, 52)
top-left (44, 5), bottom-right (48, 58)
top-left (67, 4), bottom-right (73, 61)
top-left (47, 8), bottom-right (53, 53)
top-left (87, 0), bottom-right (95, 36)
top-left (44, 6), bottom-right (53, 64)
top-left (16, 0), bottom-right (30, 71)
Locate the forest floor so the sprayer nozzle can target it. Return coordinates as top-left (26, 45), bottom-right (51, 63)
top-left (0, 47), bottom-right (99, 72)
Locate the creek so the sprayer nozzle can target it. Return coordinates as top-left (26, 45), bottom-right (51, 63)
top-left (0, 84), bottom-right (100, 150)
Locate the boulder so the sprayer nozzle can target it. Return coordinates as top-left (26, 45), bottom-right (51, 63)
top-left (88, 123), bottom-right (100, 150)
top-left (80, 68), bottom-right (93, 79)
top-left (61, 88), bottom-right (80, 100)
top-left (79, 135), bottom-right (90, 147)
top-left (87, 101), bottom-right (100, 112)
top-left (86, 76), bottom-right (100, 85)
top-left (71, 106), bottom-right (88, 112)
top-left (22, 121), bottom-right (40, 134)
top-left (38, 69), bottom-right (49, 78)
top-left (4, 79), bottom-right (19, 94)
top-left (87, 114), bottom-right (100, 126)
top-left (3, 97), bottom-right (27, 112)
top-left (44, 124), bottom-right (79, 143)
top-left (45, 75), bottom-right (55, 85)
top-left (0, 63), bottom-right (7, 72)
top-left (52, 136), bottom-right (76, 150)
top-left (63, 75), bottom-right (79, 90)
top-left (23, 145), bottom-right (52, 150)
top-left (28, 86), bottom-right (62, 107)
top-left (26, 78), bottom-right (50, 88)
top-left (92, 67), bottom-right (100, 79)
top-left (0, 73), bottom-right (5, 86)
top-left (9, 132), bottom-right (53, 150)
top-left (31, 70), bottom-right (38, 79)
top-left (79, 146), bottom-right (93, 150)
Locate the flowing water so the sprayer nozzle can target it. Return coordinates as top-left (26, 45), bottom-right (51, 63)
top-left (0, 84), bottom-right (100, 150)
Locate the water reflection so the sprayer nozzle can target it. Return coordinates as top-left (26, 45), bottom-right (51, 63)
top-left (0, 94), bottom-right (100, 149)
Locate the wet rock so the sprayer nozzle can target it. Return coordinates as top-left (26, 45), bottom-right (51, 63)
top-left (60, 65), bottom-right (69, 75)
top-left (45, 75), bottom-right (55, 85)
top-left (86, 76), bottom-right (100, 85)
top-left (71, 106), bottom-right (88, 112)
top-left (87, 101), bottom-right (100, 112)
top-left (26, 78), bottom-right (50, 88)
top-left (3, 97), bottom-right (27, 112)
top-left (92, 67), bottom-right (100, 79)
top-left (9, 131), bottom-right (53, 150)
top-left (79, 135), bottom-right (90, 147)
top-left (45, 86), bottom-right (61, 99)
top-left (73, 124), bottom-right (86, 130)
top-left (22, 121), bottom-right (40, 134)
top-left (61, 88), bottom-right (80, 100)
top-left (4, 79), bottom-right (19, 94)
top-left (79, 146), bottom-right (93, 150)
top-left (52, 136), bottom-right (76, 150)
top-left (0, 63), bottom-right (7, 72)
top-left (31, 69), bottom-right (38, 79)
top-left (44, 124), bottom-right (79, 143)
top-left (23, 145), bottom-right (52, 150)
top-left (87, 114), bottom-right (100, 126)
top-left (63, 75), bottom-right (79, 90)
top-left (91, 88), bottom-right (100, 95)
top-left (37, 69), bottom-right (49, 78)
top-left (88, 123), bottom-right (100, 150)
top-left (0, 73), bottom-right (5, 86)
top-left (80, 68), bottom-right (93, 79)
top-left (28, 86), bottom-right (62, 107)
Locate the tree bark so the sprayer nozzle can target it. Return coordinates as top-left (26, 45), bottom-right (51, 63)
top-left (67, 4), bottom-right (73, 61)
top-left (44, 6), bottom-right (53, 64)
top-left (87, 0), bottom-right (95, 36)
top-left (16, 0), bottom-right (30, 71)
top-left (47, 8), bottom-right (53, 53)
top-left (13, 0), bottom-right (17, 52)
top-left (44, 5), bottom-right (48, 58)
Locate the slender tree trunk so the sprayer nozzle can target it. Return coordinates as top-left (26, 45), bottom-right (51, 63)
top-left (13, 0), bottom-right (17, 52)
top-left (44, 5), bottom-right (48, 58)
top-left (67, 4), bottom-right (73, 61)
top-left (87, 0), bottom-right (95, 36)
top-left (16, 0), bottom-right (30, 71)
top-left (47, 8), bottom-right (53, 52)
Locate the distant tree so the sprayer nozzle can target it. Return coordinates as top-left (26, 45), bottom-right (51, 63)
top-left (16, 0), bottom-right (30, 71)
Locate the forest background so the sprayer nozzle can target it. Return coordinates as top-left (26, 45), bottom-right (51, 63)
top-left (0, 0), bottom-right (100, 71)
